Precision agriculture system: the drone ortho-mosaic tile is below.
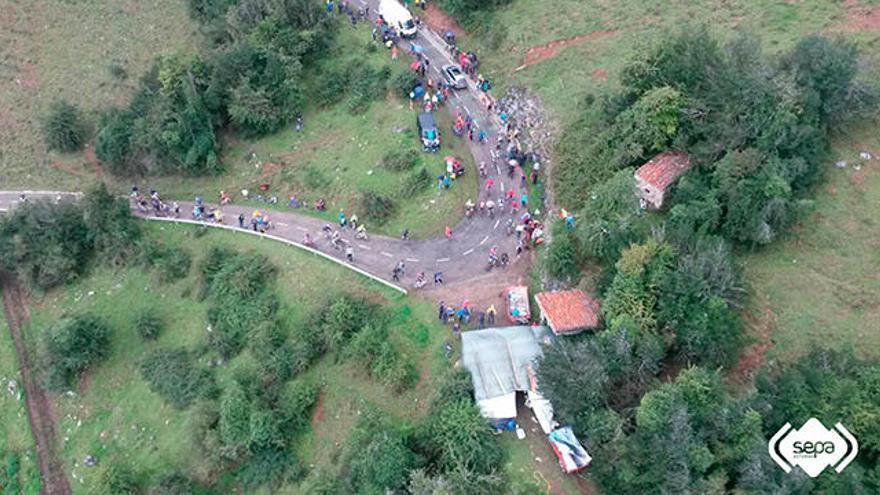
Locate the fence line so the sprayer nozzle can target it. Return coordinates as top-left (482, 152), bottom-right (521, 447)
top-left (141, 216), bottom-right (407, 295)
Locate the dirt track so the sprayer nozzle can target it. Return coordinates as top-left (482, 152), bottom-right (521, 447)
top-left (1, 273), bottom-right (71, 495)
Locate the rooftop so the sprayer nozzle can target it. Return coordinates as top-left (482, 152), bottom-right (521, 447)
top-left (535, 290), bottom-right (600, 335)
top-left (634, 151), bottom-right (691, 191)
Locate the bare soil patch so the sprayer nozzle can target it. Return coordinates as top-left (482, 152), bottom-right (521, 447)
top-left (842, 1), bottom-right (880, 31)
top-left (523, 30), bottom-right (616, 67)
top-left (730, 305), bottom-right (776, 386)
top-left (1, 272), bottom-right (71, 495)
top-left (421, 3), bottom-right (466, 38)
top-left (310, 391), bottom-right (326, 428)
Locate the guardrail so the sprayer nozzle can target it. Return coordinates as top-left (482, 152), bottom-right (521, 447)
top-left (141, 216), bottom-right (408, 295)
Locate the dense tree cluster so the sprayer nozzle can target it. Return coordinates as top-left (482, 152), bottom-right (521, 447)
top-left (540, 28), bottom-right (876, 494)
top-left (306, 369), bottom-right (506, 495)
top-left (94, 0), bottom-right (334, 175)
top-left (40, 313), bottom-right (112, 391)
top-left (0, 184), bottom-right (141, 290)
top-left (538, 349), bottom-right (880, 493)
top-left (42, 100), bottom-right (87, 152)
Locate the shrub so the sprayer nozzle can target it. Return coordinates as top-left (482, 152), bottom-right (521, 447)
top-left (134, 308), bottom-right (163, 341)
top-left (0, 200), bottom-right (91, 290)
top-left (279, 380), bottom-right (318, 434)
top-left (149, 471), bottom-right (195, 495)
top-left (546, 221), bottom-right (579, 280)
top-left (95, 107), bottom-right (135, 173)
top-left (139, 348), bottom-right (215, 408)
top-left (43, 100), bottom-right (86, 152)
top-left (96, 462), bottom-right (139, 495)
top-left (346, 65), bottom-right (391, 114)
top-left (236, 447), bottom-right (301, 490)
top-left (154, 248), bottom-right (192, 282)
top-left (418, 398), bottom-right (503, 475)
top-left (137, 240), bottom-right (192, 282)
top-left (314, 67), bottom-right (350, 107)
top-left (2, 452), bottom-right (20, 495)
top-left (381, 146), bottom-right (420, 172)
top-left (401, 167), bottom-right (432, 199)
top-left (351, 430), bottom-right (422, 493)
top-left (219, 382), bottom-right (251, 459)
top-left (83, 183), bottom-right (142, 266)
top-left (360, 191), bottom-right (395, 224)
top-left (41, 314), bottom-right (112, 391)
top-left (391, 69), bottom-right (418, 99)
top-left (320, 296), bottom-right (379, 350)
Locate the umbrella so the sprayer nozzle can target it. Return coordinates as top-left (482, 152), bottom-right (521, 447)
top-left (410, 42), bottom-right (425, 53)
top-left (409, 61), bottom-right (420, 71)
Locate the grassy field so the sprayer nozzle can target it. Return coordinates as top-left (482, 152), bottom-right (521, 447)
top-left (0, 11), bottom-right (475, 239)
top-left (142, 26), bottom-right (477, 239)
top-left (467, 0), bottom-right (880, 126)
top-left (0, 0), bottom-right (200, 189)
top-left (742, 125), bottom-right (880, 364)
top-left (17, 221), bottom-right (455, 493)
top-left (0, 309), bottom-right (41, 494)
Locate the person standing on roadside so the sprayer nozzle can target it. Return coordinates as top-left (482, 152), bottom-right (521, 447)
top-left (444, 225), bottom-right (452, 240)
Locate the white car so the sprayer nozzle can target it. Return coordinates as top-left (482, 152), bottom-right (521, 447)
top-left (441, 64), bottom-right (468, 90)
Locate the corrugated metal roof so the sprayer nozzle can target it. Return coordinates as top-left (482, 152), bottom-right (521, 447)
top-left (461, 326), bottom-right (552, 402)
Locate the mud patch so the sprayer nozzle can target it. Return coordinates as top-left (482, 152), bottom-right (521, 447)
top-left (421, 3), bottom-right (466, 38)
top-left (522, 30), bottom-right (616, 67)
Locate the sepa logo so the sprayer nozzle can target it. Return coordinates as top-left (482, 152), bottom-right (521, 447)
top-left (768, 418), bottom-right (858, 477)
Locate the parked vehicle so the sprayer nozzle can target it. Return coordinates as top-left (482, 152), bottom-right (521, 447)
top-left (417, 112), bottom-right (440, 152)
top-left (379, 0), bottom-right (417, 38)
top-left (441, 64), bottom-right (468, 90)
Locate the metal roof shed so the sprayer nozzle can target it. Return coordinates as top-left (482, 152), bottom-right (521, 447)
top-left (461, 325), bottom-right (552, 420)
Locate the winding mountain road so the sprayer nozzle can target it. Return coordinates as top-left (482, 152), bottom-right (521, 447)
top-left (0, 5), bottom-right (545, 295)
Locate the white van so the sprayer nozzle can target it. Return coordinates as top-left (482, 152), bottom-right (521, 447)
top-left (379, 0), bottom-right (418, 39)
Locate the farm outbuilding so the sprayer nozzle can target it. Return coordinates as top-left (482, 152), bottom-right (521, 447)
top-left (634, 151), bottom-right (691, 209)
top-left (535, 289), bottom-right (600, 336)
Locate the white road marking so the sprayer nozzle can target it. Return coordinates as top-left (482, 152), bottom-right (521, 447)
top-left (359, 244), bottom-right (371, 250)
top-left (479, 236), bottom-right (489, 245)
top-left (275, 222), bottom-right (288, 227)
top-left (381, 251), bottom-right (394, 258)
top-left (463, 248), bottom-right (474, 255)
top-left (436, 257), bottom-right (450, 262)
top-left (295, 226), bottom-right (308, 231)
top-left (406, 257), bottom-right (420, 262)
top-left (494, 219), bottom-right (500, 229)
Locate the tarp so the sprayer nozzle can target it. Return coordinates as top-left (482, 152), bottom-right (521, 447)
top-left (527, 391), bottom-right (556, 434)
top-left (461, 325), bottom-right (551, 407)
top-left (476, 393), bottom-right (516, 420)
top-left (549, 427), bottom-right (592, 473)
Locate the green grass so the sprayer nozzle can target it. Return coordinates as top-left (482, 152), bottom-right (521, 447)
top-left (467, 0), bottom-right (879, 126)
top-left (143, 26), bottom-right (477, 238)
top-left (0, 309), bottom-right (41, 494)
top-left (0, 0), bottom-right (200, 189)
top-left (741, 125), bottom-right (880, 364)
top-left (1, 18), bottom-right (476, 239)
top-left (18, 221), bottom-right (454, 493)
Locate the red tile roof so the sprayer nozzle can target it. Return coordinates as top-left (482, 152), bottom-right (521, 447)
top-left (634, 151), bottom-right (691, 191)
top-left (535, 290), bottom-right (600, 335)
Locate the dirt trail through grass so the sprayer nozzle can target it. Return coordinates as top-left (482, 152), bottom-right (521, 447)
top-left (1, 272), bottom-right (71, 495)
